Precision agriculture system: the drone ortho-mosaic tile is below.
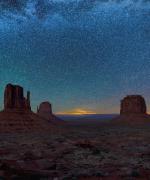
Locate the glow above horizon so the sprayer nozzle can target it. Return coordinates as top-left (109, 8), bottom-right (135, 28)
top-left (57, 108), bottom-right (97, 115)
top-left (0, 0), bottom-right (150, 114)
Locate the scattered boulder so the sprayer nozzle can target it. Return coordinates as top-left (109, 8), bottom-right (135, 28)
top-left (74, 140), bottom-right (96, 150)
top-left (120, 95), bottom-right (147, 115)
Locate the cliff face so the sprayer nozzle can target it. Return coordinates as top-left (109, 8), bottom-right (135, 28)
top-left (120, 95), bottom-right (147, 115)
top-left (0, 84), bottom-right (58, 132)
top-left (4, 84), bottom-right (31, 111)
top-left (37, 101), bottom-right (63, 124)
top-left (37, 102), bottom-right (53, 120)
top-left (37, 102), bottom-right (52, 115)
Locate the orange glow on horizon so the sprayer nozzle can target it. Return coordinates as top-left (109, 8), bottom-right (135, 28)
top-left (56, 108), bottom-right (97, 115)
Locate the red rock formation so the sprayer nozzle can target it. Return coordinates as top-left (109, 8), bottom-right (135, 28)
top-left (0, 84), bottom-right (59, 132)
top-left (37, 101), bottom-right (53, 120)
top-left (37, 102), bottom-right (52, 115)
top-left (37, 101), bottom-right (63, 124)
top-left (4, 84), bottom-right (31, 111)
top-left (113, 95), bottom-right (150, 124)
top-left (120, 95), bottom-right (147, 115)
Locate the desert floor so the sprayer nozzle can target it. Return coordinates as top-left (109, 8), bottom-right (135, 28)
top-left (0, 120), bottom-right (150, 179)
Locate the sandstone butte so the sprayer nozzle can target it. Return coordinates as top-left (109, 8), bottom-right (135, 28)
top-left (120, 95), bottom-right (147, 115)
top-left (37, 101), bottom-right (64, 124)
top-left (114, 95), bottom-right (150, 124)
top-left (0, 84), bottom-right (62, 132)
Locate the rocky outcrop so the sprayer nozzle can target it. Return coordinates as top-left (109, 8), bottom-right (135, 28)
top-left (113, 95), bottom-right (150, 124)
top-left (4, 84), bottom-right (31, 111)
top-left (120, 95), bottom-right (147, 115)
top-left (37, 101), bottom-right (63, 124)
top-left (0, 84), bottom-right (60, 132)
top-left (37, 102), bottom-right (52, 117)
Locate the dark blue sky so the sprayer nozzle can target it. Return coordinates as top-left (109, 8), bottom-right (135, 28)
top-left (0, 0), bottom-right (150, 114)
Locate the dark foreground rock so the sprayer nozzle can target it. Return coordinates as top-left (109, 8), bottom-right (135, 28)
top-left (0, 123), bottom-right (150, 179)
top-left (0, 111), bottom-right (58, 132)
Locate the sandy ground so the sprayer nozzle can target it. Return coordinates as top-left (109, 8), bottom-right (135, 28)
top-left (0, 120), bottom-right (150, 179)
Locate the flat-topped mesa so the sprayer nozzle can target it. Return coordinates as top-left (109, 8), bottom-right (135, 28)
top-left (120, 95), bottom-right (147, 115)
top-left (4, 84), bottom-right (31, 111)
top-left (37, 101), bottom-right (64, 124)
top-left (37, 102), bottom-right (52, 119)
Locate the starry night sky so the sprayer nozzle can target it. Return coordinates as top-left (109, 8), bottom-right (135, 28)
top-left (0, 0), bottom-right (150, 114)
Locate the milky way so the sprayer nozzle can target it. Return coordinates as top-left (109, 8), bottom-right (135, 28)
top-left (0, 0), bottom-right (150, 113)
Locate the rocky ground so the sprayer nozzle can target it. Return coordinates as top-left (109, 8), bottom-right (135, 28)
top-left (0, 121), bottom-right (150, 179)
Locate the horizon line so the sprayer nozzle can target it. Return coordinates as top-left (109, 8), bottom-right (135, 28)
top-left (56, 113), bottom-right (119, 116)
